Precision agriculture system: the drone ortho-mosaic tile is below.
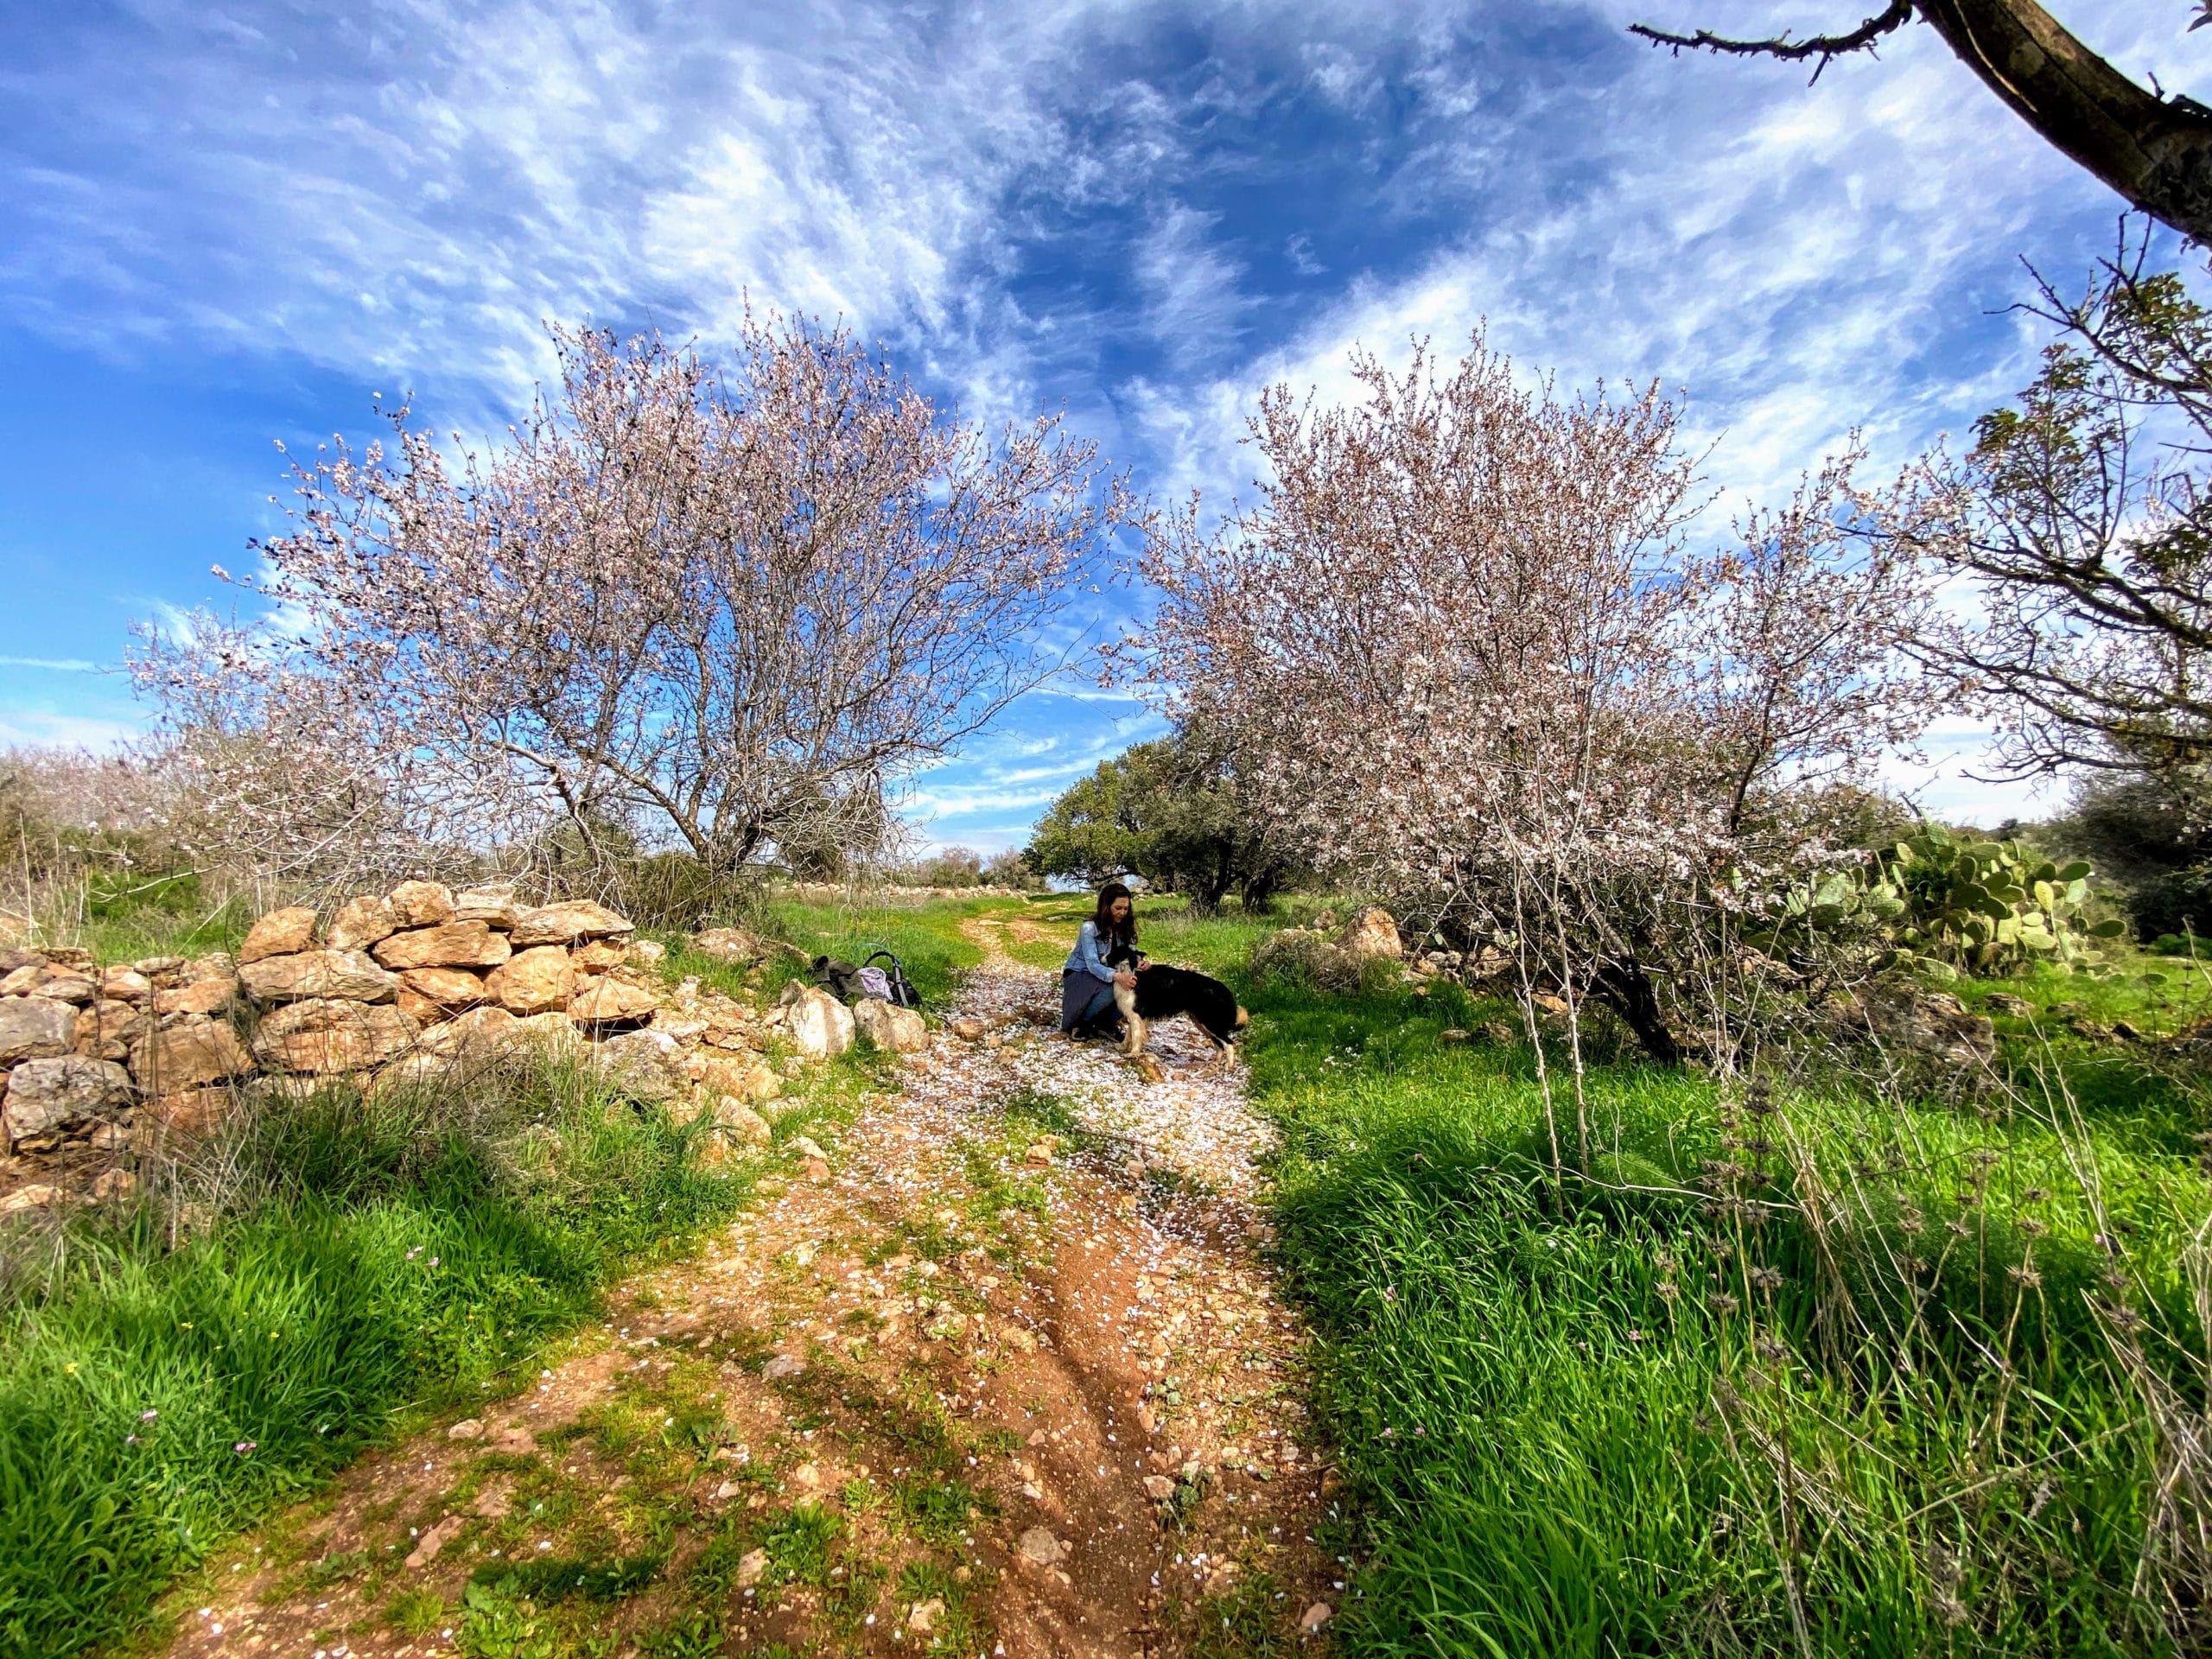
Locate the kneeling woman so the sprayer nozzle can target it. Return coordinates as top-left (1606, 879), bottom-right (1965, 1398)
top-left (1061, 881), bottom-right (1141, 1039)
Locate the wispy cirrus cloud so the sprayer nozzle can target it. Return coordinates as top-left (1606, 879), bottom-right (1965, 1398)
top-left (3, 1), bottom-right (2208, 838)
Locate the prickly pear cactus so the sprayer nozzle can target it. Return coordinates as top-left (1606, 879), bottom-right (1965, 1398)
top-left (1870, 826), bottom-right (2122, 974)
top-left (1768, 825), bottom-right (2123, 977)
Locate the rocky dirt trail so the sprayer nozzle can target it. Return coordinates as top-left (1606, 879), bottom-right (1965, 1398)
top-left (149, 946), bottom-right (1341, 1659)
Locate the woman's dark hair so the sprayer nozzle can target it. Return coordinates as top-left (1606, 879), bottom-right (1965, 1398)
top-left (1093, 881), bottom-right (1138, 948)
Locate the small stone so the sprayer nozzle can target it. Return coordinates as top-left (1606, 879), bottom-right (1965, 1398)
top-left (472, 1483), bottom-right (512, 1519)
top-left (1438, 1027), bottom-right (1470, 1045)
top-left (491, 1424), bottom-right (537, 1454)
top-left (452, 885), bottom-right (520, 930)
top-left (1203, 1563), bottom-right (1239, 1598)
top-left (735, 1548), bottom-right (769, 1587)
top-left (1026, 1141), bottom-right (1053, 1166)
top-left (403, 1514), bottom-right (465, 1569)
top-left (1143, 1475), bottom-right (1177, 1500)
top-left (99, 967), bottom-right (154, 1002)
top-left (1001, 1323), bottom-right (1037, 1353)
top-left (89, 1168), bottom-right (137, 1201)
top-left (448, 1418), bottom-right (485, 1440)
top-left (790, 1462), bottom-right (822, 1491)
top-left (950, 1017), bottom-right (986, 1041)
top-left (906, 1598), bottom-right (944, 1634)
top-left (1017, 1527), bottom-right (1067, 1567)
top-left (238, 906), bottom-right (318, 963)
top-left (788, 1135), bottom-right (829, 1161)
top-left (154, 977), bottom-right (238, 1017)
top-left (762, 1353), bottom-right (804, 1378)
top-left (1300, 1601), bottom-right (1333, 1632)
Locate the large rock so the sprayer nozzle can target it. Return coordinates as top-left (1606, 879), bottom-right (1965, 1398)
top-left (779, 982), bottom-right (855, 1059)
top-left (73, 1001), bottom-right (146, 1061)
top-left (486, 946), bottom-right (575, 1014)
top-left (387, 880), bottom-right (456, 927)
top-left (1337, 906), bottom-right (1403, 962)
top-left (4, 1057), bottom-right (133, 1140)
top-left (372, 923), bottom-right (512, 971)
top-left (327, 894), bottom-right (398, 952)
top-left (0, 995), bottom-right (74, 1063)
top-left (399, 967), bottom-right (488, 1011)
top-left (130, 1016), bottom-right (253, 1091)
top-left (511, 901), bottom-right (634, 948)
top-left (252, 998), bottom-right (419, 1074)
top-left (99, 966), bottom-right (154, 1002)
top-left (453, 885), bottom-right (520, 930)
top-left (238, 949), bottom-right (400, 1004)
top-left (569, 975), bottom-right (658, 1025)
top-left (854, 996), bottom-right (927, 1053)
top-left (592, 1028), bottom-right (682, 1100)
top-left (239, 906), bottom-right (319, 963)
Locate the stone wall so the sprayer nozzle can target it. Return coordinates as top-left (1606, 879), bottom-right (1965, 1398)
top-left (0, 882), bottom-right (927, 1211)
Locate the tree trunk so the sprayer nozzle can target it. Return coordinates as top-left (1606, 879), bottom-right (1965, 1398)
top-left (1591, 957), bottom-right (1684, 1065)
top-left (1921, 1), bottom-right (2212, 246)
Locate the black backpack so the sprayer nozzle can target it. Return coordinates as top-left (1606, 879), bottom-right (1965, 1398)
top-left (861, 948), bottom-right (921, 1010)
top-left (810, 948), bottom-right (920, 1009)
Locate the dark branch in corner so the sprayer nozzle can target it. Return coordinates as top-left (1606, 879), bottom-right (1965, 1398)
top-left (1629, 2), bottom-right (1916, 85)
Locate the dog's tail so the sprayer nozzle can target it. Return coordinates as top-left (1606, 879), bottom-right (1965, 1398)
top-left (1234, 1005), bottom-right (1249, 1030)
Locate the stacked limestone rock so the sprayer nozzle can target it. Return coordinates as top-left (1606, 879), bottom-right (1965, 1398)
top-left (0, 881), bottom-right (918, 1205)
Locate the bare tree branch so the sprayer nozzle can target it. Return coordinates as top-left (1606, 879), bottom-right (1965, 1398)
top-left (1630, 2), bottom-right (1915, 84)
top-left (1634, 3), bottom-right (2212, 246)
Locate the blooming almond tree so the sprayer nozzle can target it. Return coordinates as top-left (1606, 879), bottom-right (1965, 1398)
top-left (141, 315), bottom-right (1130, 885)
top-left (1141, 334), bottom-right (1934, 1082)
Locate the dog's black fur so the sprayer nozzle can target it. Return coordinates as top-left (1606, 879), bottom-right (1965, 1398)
top-left (1100, 944), bottom-right (1249, 1065)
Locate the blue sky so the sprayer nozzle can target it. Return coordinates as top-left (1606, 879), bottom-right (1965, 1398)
top-left (3, 1), bottom-right (2207, 852)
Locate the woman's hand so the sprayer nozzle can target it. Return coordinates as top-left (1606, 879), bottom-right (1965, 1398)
top-left (1115, 969), bottom-right (1137, 988)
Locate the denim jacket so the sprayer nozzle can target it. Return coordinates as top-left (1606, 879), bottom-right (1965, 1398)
top-left (1063, 919), bottom-right (1122, 984)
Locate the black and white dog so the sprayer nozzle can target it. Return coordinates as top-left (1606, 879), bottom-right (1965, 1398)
top-left (1101, 943), bottom-right (1249, 1068)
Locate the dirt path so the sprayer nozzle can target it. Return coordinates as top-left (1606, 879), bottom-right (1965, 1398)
top-left (151, 955), bottom-right (1339, 1658)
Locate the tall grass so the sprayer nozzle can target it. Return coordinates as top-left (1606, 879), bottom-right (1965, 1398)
top-left (0, 1055), bottom-right (756, 1659)
top-left (1239, 962), bottom-right (2212, 1657)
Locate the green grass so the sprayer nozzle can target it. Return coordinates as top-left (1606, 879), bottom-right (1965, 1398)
top-left (0, 1058), bottom-right (772, 1659)
top-left (1241, 963), bottom-right (2212, 1657)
